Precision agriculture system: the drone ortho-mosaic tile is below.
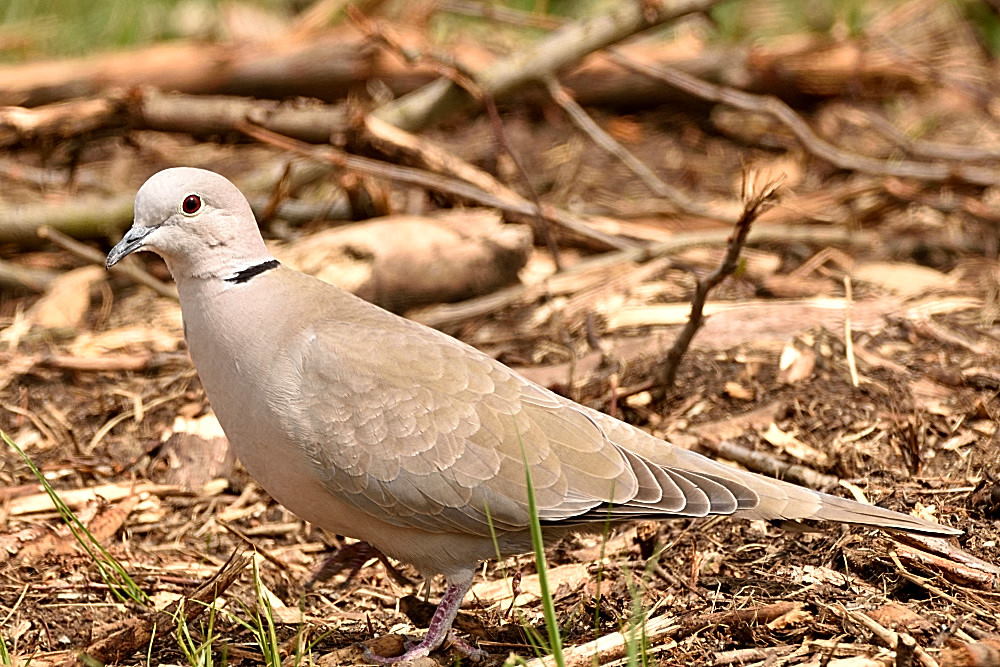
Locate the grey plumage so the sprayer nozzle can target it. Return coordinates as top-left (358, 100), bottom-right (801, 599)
top-left (107, 168), bottom-right (959, 663)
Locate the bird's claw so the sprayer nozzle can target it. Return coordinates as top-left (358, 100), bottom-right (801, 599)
top-left (361, 638), bottom-right (431, 664)
top-left (358, 631), bottom-right (485, 664)
top-left (445, 631), bottom-right (487, 663)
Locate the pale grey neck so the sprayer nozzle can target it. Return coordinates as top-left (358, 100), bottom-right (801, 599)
top-left (163, 248), bottom-right (276, 283)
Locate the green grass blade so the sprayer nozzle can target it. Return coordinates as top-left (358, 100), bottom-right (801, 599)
top-left (252, 558), bottom-right (282, 667)
top-left (1, 429), bottom-right (147, 605)
top-left (226, 557), bottom-right (282, 667)
top-left (0, 631), bottom-right (11, 666)
top-left (519, 437), bottom-right (565, 667)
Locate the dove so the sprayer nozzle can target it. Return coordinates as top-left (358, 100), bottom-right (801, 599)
top-left (107, 168), bottom-right (959, 664)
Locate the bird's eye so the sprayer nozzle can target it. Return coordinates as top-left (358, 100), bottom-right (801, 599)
top-left (182, 194), bottom-right (202, 215)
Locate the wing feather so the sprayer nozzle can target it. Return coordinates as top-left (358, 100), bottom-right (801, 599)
top-left (271, 306), bottom-right (955, 540)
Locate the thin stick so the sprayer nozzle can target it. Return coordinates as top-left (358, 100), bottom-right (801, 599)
top-left (218, 520), bottom-right (293, 572)
top-left (843, 275), bottom-right (859, 387)
top-left (544, 76), bottom-right (734, 222)
top-left (656, 178), bottom-right (780, 389)
top-left (697, 438), bottom-right (840, 491)
top-left (353, 9), bottom-right (564, 269)
top-left (482, 94), bottom-right (563, 271)
top-left (0, 257), bottom-right (56, 292)
top-left (829, 604), bottom-right (938, 667)
top-left (37, 226), bottom-right (177, 300)
top-left (237, 120), bottom-right (636, 252)
top-left (435, 0), bottom-right (565, 30)
top-left (608, 50), bottom-right (1000, 187)
top-left (374, 0), bottom-right (722, 132)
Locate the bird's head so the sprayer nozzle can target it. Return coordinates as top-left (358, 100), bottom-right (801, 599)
top-left (107, 167), bottom-right (272, 281)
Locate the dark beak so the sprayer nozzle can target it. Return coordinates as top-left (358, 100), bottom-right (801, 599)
top-left (106, 226), bottom-right (153, 268)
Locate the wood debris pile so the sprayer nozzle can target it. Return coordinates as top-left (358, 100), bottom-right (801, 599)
top-left (0, 0), bottom-right (998, 664)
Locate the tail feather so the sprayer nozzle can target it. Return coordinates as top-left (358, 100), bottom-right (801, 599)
top-left (667, 447), bottom-right (960, 536)
top-left (805, 490), bottom-right (960, 535)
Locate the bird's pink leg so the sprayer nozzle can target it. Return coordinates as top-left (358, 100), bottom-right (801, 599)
top-left (364, 575), bottom-right (477, 664)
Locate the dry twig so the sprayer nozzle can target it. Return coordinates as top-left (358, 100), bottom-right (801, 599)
top-left (237, 120), bottom-right (637, 251)
top-left (656, 178), bottom-right (780, 389)
top-left (353, 9), bottom-right (564, 268)
top-left (608, 51), bottom-right (1000, 187)
top-left (38, 226), bottom-right (177, 300)
top-left (77, 550), bottom-right (253, 665)
top-left (436, 0), bottom-right (565, 30)
top-left (545, 76), bottom-right (736, 222)
top-left (0, 258), bottom-right (57, 292)
top-left (696, 438), bottom-right (841, 491)
top-left (830, 605), bottom-right (937, 667)
top-left (843, 275), bottom-right (860, 387)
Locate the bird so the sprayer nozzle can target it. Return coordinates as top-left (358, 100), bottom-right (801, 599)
top-left (107, 168), bottom-right (959, 664)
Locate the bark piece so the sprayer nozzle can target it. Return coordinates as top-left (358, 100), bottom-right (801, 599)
top-left (160, 413), bottom-right (234, 490)
top-left (26, 265), bottom-right (106, 330)
top-left (275, 209), bottom-right (532, 312)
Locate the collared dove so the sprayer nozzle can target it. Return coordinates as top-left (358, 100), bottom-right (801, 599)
top-left (107, 168), bottom-right (959, 664)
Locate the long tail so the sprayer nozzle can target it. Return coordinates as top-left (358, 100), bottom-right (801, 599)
top-left (669, 446), bottom-right (961, 536)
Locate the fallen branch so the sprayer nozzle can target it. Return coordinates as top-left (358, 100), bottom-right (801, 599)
top-left (608, 51), bottom-right (1000, 187)
top-left (0, 192), bottom-right (134, 245)
top-left (522, 613), bottom-right (680, 667)
top-left (0, 159), bottom-right (342, 245)
top-left (545, 76), bottom-right (736, 222)
top-left (857, 109), bottom-right (1000, 162)
top-left (890, 533), bottom-right (1000, 590)
top-left (696, 438), bottom-right (841, 491)
top-left (238, 120), bottom-right (637, 251)
top-left (657, 178), bottom-right (779, 388)
top-left (523, 601), bottom-right (803, 667)
top-left (410, 224), bottom-right (879, 330)
top-left (0, 30), bottom-right (390, 107)
top-left (133, 88), bottom-right (352, 143)
top-left (0, 258), bottom-right (58, 292)
top-left (436, 0), bottom-right (566, 30)
top-left (276, 210), bottom-right (532, 311)
top-left (361, 114), bottom-right (517, 200)
top-left (0, 352), bottom-right (187, 379)
top-left (829, 605), bottom-right (937, 667)
top-left (353, 11), bottom-right (564, 268)
top-left (373, 0), bottom-right (722, 131)
top-left (0, 89), bottom-right (351, 148)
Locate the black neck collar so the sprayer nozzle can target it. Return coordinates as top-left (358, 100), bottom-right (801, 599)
top-left (225, 259), bottom-right (280, 284)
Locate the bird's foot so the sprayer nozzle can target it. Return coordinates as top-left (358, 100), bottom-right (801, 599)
top-left (362, 637), bottom-right (432, 664)
top-left (362, 578), bottom-right (476, 664)
top-left (444, 631), bottom-right (486, 663)
top-left (361, 631), bottom-right (484, 665)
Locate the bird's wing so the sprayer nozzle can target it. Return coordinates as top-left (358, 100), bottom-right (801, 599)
top-left (278, 313), bottom-right (745, 536)
top-left (277, 291), bottom-right (956, 538)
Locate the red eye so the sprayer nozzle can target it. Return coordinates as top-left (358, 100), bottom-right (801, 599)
top-left (182, 194), bottom-right (202, 214)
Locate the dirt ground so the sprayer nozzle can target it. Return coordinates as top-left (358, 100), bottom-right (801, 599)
top-left (1, 2), bottom-right (1000, 664)
top-left (1, 103), bottom-right (999, 665)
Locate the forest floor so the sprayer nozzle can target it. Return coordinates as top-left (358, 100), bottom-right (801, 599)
top-left (2, 1), bottom-right (1000, 665)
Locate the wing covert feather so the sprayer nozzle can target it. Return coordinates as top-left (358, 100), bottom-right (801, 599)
top-left (271, 302), bottom-right (761, 536)
top-left (279, 317), bottom-right (647, 536)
